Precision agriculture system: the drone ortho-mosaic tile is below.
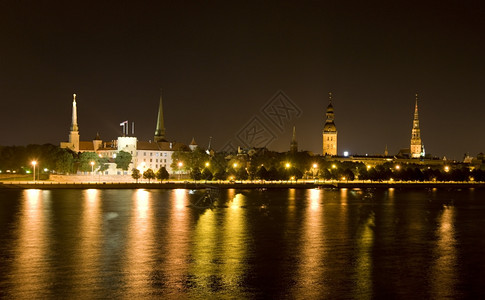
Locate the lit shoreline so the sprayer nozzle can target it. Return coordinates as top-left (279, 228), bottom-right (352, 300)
top-left (1, 181), bottom-right (485, 190)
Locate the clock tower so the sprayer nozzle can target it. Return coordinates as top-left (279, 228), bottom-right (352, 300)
top-left (323, 93), bottom-right (337, 156)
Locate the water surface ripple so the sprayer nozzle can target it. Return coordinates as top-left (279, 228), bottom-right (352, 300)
top-left (1, 188), bottom-right (485, 298)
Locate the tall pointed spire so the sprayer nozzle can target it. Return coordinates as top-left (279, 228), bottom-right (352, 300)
top-left (290, 125), bottom-right (298, 153)
top-left (154, 89), bottom-right (166, 142)
top-left (66, 93), bottom-right (80, 152)
top-left (414, 93), bottom-right (419, 122)
top-left (70, 93), bottom-right (79, 132)
top-left (410, 93), bottom-right (423, 158)
top-left (323, 92), bottom-right (337, 156)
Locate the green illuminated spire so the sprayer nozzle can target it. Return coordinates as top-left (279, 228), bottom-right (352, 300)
top-left (154, 89), bottom-right (166, 142)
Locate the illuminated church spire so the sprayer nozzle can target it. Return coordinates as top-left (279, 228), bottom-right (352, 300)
top-left (71, 93), bottom-right (79, 132)
top-left (154, 89), bottom-right (166, 142)
top-left (68, 93), bottom-right (80, 152)
top-left (322, 92), bottom-right (337, 156)
top-left (410, 93), bottom-right (424, 158)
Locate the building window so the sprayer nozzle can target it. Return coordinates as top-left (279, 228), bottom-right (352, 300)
top-left (150, 152), bottom-right (153, 156)
top-left (150, 159), bottom-right (152, 162)
top-left (144, 152), bottom-right (146, 156)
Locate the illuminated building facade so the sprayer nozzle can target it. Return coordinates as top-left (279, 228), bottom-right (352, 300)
top-left (410, 94), bottom-right (425, 158)
top-left (323, 93), bottom-right (337, 156)
top-left (60, 92), bottom-right (190, 175)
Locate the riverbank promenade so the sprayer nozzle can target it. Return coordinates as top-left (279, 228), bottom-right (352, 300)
top-left (2, 180), bottom-right (485, 190)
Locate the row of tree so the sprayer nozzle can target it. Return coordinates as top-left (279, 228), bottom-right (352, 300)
top-left (131, 167), bottom-right (169, 183)
top-left (3, 144), bottom-right (485, 182)
top-left (170, 148), bottom-right (485, 182)
top-left (0, 144), bottom-right (132, 174)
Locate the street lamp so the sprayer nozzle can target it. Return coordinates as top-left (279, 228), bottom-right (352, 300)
top-left (233, 162), bottom-right (238, 168)
top-left (178, 161), bottom-right (183, 180)
top-left (312, 163), bottom-right (318, 181)
top-left (31, 160), bottom-right (37, 182)
top-left (90, 161), bottom-right (95, 181)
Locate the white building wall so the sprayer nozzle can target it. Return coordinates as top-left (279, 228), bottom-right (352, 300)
top-left (135, 150), bottom-right (175, 174)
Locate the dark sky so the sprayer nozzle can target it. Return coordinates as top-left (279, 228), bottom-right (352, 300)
top-left (1, 0), bottom-right (484, 160)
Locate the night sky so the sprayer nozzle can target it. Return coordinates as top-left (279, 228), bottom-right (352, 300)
top-left (1, 1), bottom-right (484, 160)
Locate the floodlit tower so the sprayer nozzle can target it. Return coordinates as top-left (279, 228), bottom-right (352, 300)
top-left (322, 93), bottom-right (337, 156)
top-left (290, 126), bottom-right (298, 153)
top-left (69, 93), bottom-right (80, 152)
top-left (154, 89), bottom-right (166, 142)
top-left (410, 93), bottom-right (424, 158)
top-left (189, 137), bottom-right (198, 151)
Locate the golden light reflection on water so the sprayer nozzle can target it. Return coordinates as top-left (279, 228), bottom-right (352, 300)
top-left (309, 188), bottom-right (320, 211)
top-left (191, 191), bottom-right (247, 295)
top-left (354, 212), bottom-right (374, 298)
top-left (72, 189), bottom-right (102, 298)
top-left (294, 189), bottom-right (324, 298)
top-left (288, 188), bottom-right (296, 210)
top-left (11, 190), bottom-right (50, 298)
top-left (164, 189), bottom-right (190, 291)
top-left (124, 189), bottom-right (155, 296)
top-left (388, 187), bottom-right (395, 198)
top-left (431, 206), bottom-right (457, 298)
top-left (192, 205), bottom-right (218, 289)
top-left (223, 193), bottom-right (247, 285)
top-left (175, 188), bottom-right (187, 210)
top-left (340, 188), bottom-right (348, 206)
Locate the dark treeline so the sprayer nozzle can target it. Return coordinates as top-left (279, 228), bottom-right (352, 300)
top-left (171, 148), bottom-right (485, 182)
top-left (0, 144), bottom-right (76, 174)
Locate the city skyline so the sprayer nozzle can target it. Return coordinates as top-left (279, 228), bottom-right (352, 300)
top-left (1, 1), bottom-right (484, 160)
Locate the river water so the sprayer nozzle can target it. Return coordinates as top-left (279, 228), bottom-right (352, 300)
top-left (0, 188), bottom-right (484, 299)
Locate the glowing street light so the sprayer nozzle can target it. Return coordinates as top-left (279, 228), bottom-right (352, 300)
top-left (31, 160), bottom-right (37, 182)
top-left (233, 162), bottom-right (238, 168)
top-left (285, 163), bottom-right (291, 169)
top-left (312, 163), bottom-right (318, 180)
top-left (178, 161), bottom-right (184, 180)
top-left (332, 164), bottom-right (337, 169)
top-left (205, 162), bottom-right (210, 167)
top-left (395, 165), bottom-right (401, 170)
top-left (444, 166), bottom-right (450, 172)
